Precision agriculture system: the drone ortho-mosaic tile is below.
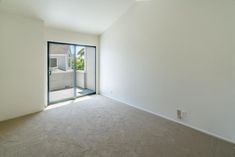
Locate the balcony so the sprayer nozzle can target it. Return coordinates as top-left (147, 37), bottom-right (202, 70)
top-left (49, 69), bottom-right (95, 102)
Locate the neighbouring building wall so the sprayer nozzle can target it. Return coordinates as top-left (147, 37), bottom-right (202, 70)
top-left (0, 13), bottom-right (45, 121)
top-left (100, 0), bottom-right (235, 143)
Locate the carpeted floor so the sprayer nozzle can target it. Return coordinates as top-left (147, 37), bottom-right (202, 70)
top-left (0, 95), bottom-right (234, 157)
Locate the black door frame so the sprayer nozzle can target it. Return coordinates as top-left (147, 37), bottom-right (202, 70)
top-left (47, 41), bottom-right (97, 105)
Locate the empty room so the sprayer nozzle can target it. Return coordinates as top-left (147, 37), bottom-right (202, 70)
top-left (0, 0), bottom-right (234, 156)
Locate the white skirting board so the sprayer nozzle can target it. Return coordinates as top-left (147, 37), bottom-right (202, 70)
top-left (101, 94), bottom-right (235, 144)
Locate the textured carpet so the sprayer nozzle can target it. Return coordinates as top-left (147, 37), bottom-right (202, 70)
top-left (0, 95), bottom-right (234, 157)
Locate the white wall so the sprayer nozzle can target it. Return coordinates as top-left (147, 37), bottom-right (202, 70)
top-left (0, 16), bottom-right (99, 121)
top-left (0, 13), bottom-right (45, 121)
top-left (86, 47), bottom-right (96, 91)
top-left (45, 27), bottom-right (99, 46)
top-left (100, 0), bottom-right (235, 143)
top-left (45, 27), bottom-right (99, 93)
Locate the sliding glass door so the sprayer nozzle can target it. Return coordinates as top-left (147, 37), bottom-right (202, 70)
top-left (75, 46), bottom-right (96, 97)
top-left (48, 42), bottom-right (96, 104)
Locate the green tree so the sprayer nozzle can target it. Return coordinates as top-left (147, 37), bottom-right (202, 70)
top-left (72, 48), bottom-right (85, 70)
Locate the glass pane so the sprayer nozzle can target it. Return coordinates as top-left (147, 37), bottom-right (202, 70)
top-left (75, 46), bottom-right (96, 97)
top-left (49, 43), bottom-right (75, 103)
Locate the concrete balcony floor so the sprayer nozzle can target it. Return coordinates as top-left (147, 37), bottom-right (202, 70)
top-left (49, 87), bottom-right (95, 103)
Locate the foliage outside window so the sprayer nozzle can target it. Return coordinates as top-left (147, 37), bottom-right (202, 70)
top-left (72, 48), bottom-right (85, 71)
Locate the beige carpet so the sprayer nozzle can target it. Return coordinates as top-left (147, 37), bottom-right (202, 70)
top-left (0, 95), bottom-right (234, 157)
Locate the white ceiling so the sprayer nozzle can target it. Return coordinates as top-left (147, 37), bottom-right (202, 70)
top-left (0, 0), bottom-right (135, 34)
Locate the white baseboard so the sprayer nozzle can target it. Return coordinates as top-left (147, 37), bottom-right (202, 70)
top-left (101, 93), bottom-right (235, 144)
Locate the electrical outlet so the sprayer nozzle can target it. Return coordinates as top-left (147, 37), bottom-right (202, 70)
top-left (177, 109), bottom-right (182, 119)
top-left (177, 109), bottom-right (187, 120)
